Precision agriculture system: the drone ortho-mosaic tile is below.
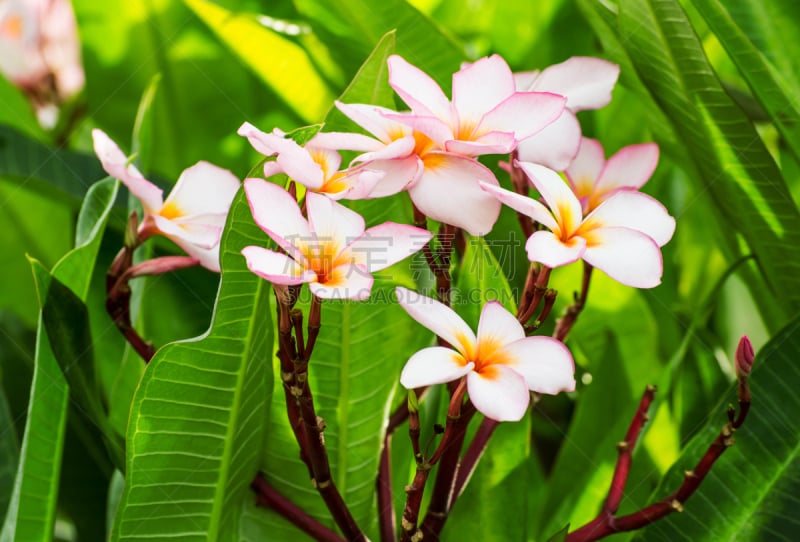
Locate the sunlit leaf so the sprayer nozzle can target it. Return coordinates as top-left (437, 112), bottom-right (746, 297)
top-left (618, 0), bottom-right (800, 317)
top-left (185, 0), bottom-right (336, 123)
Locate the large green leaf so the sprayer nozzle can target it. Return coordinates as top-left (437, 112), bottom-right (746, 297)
top-left (0, 77), bottom-right (45, 141)
top-left (617, 0), bottom-right (800, 315)
top-left (634, 316), bottom-right (800, 540)
top-left (0, 177), bottom-right (119, 542)
top-left (692, 0), bottom-right (800, 162)
top-left (111, 188), bottom-right (274, 540)
top-left (184, 0), bottom-right (336, 124)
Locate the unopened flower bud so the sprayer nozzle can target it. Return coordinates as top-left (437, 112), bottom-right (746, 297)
top-left (735, 335), bottom-right (754, 377)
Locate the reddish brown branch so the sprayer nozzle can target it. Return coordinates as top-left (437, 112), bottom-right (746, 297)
top-left (452, 417), bottom-right (499, 502)
top-left (252, 473), bottom-right (345, 542)
top-left (553, 263), bottom-right (593, 342)
top-left (566, 371), bottom-right (752, 541)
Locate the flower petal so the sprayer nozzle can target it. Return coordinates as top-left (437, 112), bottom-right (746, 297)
top-left (305, 192), bottom-right (365, 250)
top-left (162, 161), bottom-right (240, 217)
top-left (395, 286), bottom-right (477, 357)
top-left (581, 226), bottom-right (663, 288)
top-left (498, 337), bottom-right (576, 394)
top-left (241, 246), bottom-right (314, 285)
top-left (452, 55), bottom-right (515, 127)
top-left (584, 191), bottom-right (675, 246)
top-left (515, 111), bottom-right (582, 171)
top-left (513, 69), bottom-right (541, 91)
top-left (530, 57), bottom-right (620, 112)
top-left (334, 101), bottom-right (410, 143)
top-left (346, 222), bottom-right (432, 272)
top-left (309, 263), bottom-right (375, 300)
top-left (565, 137), bottom-right (605, 197)
top-left (151, 214), bottom-right (222, 250)
top-left (388, 54), bottom-right (452, 121)
top-left (400, 347), bottom-right (474, 389)
top-left (408, 153), bottom-right (501, 236)
top-left (243, 178), bottom-right (310, 260)
top-left (178, 243), bottom-right (221, 273)
top-left (477, 301), bottom-right (525, 351)
top-left (595, 142), bottom-right (659, 193)
top-left (525, 230), bottom-right (585, 267)
top-left (92, 129), bottom-right (163, 213)
top-left (352, 137), bottom-right (417, 164)
top-left (478, 182), bottom-right (557, 231)
top-left (445, 131), bottom-right (517, 156)
top-left (271, 136), bottom-right (326, 190)
top-left (238, 122), bottom-right (280, 156)
top-left (359, 156), bottom-right (422, 198)
top-left (517, 161), bottom-right (583, 234)
top-left (467, 365), bottom-right (530, 422)
top-left (478, 91), bottom-right (566, 142)
top-left (383, 112), bottom-right (453, 150)
top-left (311, 131), bottom-right (384, 153)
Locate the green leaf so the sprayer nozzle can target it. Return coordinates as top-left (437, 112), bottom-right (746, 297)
top-left (294, 0), bottom-right (465, 91)
top-left (547, 524), bottom-right (570, 542)
top-left (321, 30), bottom-right (397, 133)
top-left (617, 0), bottom-right (800, 315)
top-left (0, 177), bottom-right (119, 542)
top-left (0, 124), bottom-right (105, 204)
top-left (184, 0), bottom-right (336, 123)
top-left (0, 386), bottom-right (18, 525)
top-left (111, 188), bottom-right (274, 540)
top-left (634, 316), bottom-right (800, 540)
top-left (0, 77), bottom-right (45, 141)
top-left (692, 0), bottom-right (800, 162)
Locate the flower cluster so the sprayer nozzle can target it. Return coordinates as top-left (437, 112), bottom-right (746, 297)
top-left (96, 51), bottom-right (676, 421)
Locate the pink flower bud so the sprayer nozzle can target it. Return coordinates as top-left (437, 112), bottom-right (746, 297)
top-left (735, 335), bottom-right (754, 377)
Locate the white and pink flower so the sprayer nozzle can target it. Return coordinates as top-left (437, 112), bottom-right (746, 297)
top-left (397, 287), bottom-right (575, 422)
top-left (238, 122), bottom-right (382, 200)
top-left (480, 161), bottom-right (675, 288)
top-left (565, 137), bottom-right (659, 214)
top-left (320, 100), bottom-right (505, 236)
top-left (515, 57), bottom-right (620, 171)
top-left (242, 179), bottom-right (432, 300)
top-left (386, 54), bottom-right (566, 157)
top-left (92, 129), bottom-right (240, 272)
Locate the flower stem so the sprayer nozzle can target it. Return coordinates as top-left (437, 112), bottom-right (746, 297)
top-left (251, 473), bottom-right (345, 542)
top-left (106, 244), bottom-right (156, 363)
top-left (553, 262), bottom-right (593, 341)
top-left (269, 291), bottom-right (366, 541)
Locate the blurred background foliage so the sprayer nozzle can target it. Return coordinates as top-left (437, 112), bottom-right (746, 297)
top-left (0, 0), bottom-right (798, 540)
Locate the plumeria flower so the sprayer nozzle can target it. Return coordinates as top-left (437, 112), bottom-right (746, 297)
top-left (241, 179), bottom-right (432, 300)
top-left (565, 137), bottom-right (659, 214)
top-left (238, 122), bottom-right (382, 200)
top-left (396, 287), bottom-right (575, 422)
top-left (515, 57), bottom-right (620, 171)
top-left (316, 101), bottom-right (503, 236)
top-left (0, 0), bottom-right (83, 127)
top-left (92, 129), bottom-right (240, 272)
top-left (480, 161), bottom-right (675, 288)
top-left (386, 54), bottom-right (566, 157)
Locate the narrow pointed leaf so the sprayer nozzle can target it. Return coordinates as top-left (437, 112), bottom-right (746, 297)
top-left (0, 177), bottom-right (118, 542)
top-left (693, 0), bottom-right (800, 162)
top-left (618, 0), bottom-right (800, 314)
